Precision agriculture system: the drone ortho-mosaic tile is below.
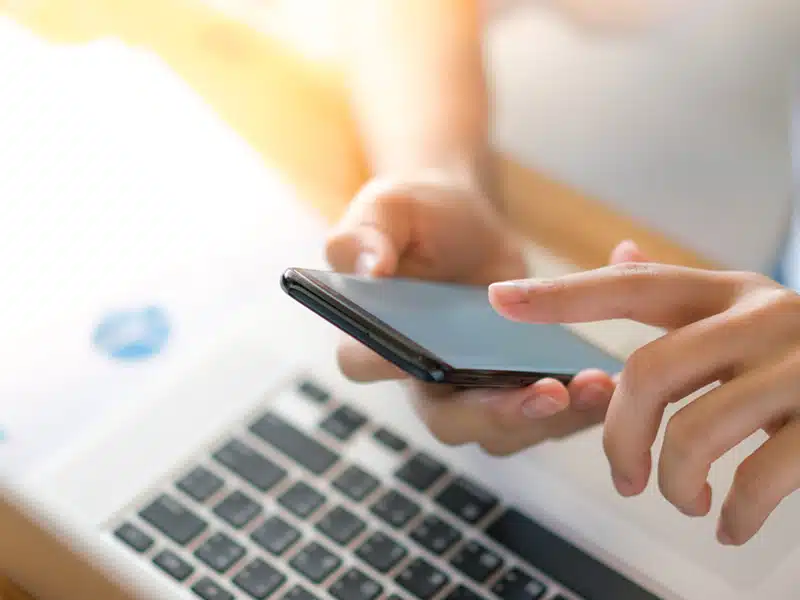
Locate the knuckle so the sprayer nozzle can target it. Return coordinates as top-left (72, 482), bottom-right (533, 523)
top-left (663, 412), bottom-right (704, 463)
top-left (730, 460), bottom-right (767, 511)
top-left (621, 344), bottom-right (661, 398)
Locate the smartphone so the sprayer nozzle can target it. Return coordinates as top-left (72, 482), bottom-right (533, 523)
top-left (281, 268), bottom-right (623, 387)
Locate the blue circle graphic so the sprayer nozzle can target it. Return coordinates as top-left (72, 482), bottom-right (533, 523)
top-left (92, 305), bottom-right (170, 361)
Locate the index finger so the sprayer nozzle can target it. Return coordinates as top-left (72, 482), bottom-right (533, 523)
top-left (489, 262), bottom-right (743, 329)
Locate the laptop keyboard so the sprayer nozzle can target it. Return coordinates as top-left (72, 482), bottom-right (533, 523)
top-left (110, 378), bottom-right (661, 600)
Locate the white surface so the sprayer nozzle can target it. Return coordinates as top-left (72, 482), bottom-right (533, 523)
top-left (0, 17), bottom-right (329, 475)
top-left (488, 0), bottom-right (799, 272)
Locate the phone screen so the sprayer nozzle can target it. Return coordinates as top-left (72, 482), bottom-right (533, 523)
top-left (303, 270), bottom-right (623, 376)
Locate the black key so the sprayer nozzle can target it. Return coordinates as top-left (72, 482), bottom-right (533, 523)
top-left (283, 585), bottom-right (320, 600)
top-left (213, 490), bottom-right (263, 528)
top-left (320, 405), bottom-right (367, 441)
top-left (233, 558), bottom-right (287, 599)
top-left (329, 568), bottom-right (383, 600)
top-left (409, 515), bottom-right (461, 555)
top-left (435, 477), bottom-right (498, 525)
top-left (139, 494), bottom-right (207, 545)
top-left (395, 453), bottom-right (446, 492)
top-left (114, 522), bottom-right (153, 553)
top-left (177, 466), bottom-right (224, 503)
top-left (370, 489), bottom-right (420, 528)
top-left (195, 532), bottom-right (246, 573)
top-left (298, 380), bottom-right (330, 404)
top-left (487, 509), bottom-right (661, 600)
top-left (250, 412), bottom-right (339, 475)
top-left (251, 516), bottom-right (301, 556)
top-left (153, 549), bottom-right (194, 581)
top-left (450, 541), bottom-right (503, 584)
top-left (444, 585), bottom-right (489, 600)
top-left (355, 531), bottom-right (408, 573)
top-left (491, 568), bottom-right (547, 600)
top-left (192, 577), bottom-right (235, 600)
top-left (213, 439), bottom-right (287, 492)
top-left (289, 541), bottom-right (342, 584)
top-left (316, 506), bottom-right (366, 546)
top-left (332, 465), bottom-right (380, 502)
top-left (395, 558), bottom-right (449, 600)
top-left (278, 482), bottom-right (326, 519)
top-left (373, 427), bottom-right (407, 453)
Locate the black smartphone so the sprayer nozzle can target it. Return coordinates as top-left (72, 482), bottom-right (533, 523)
top-left (281, 268), bottom-right (623, 387)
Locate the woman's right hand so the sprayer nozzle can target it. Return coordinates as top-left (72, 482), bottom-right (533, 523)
top-left (325, 172), bottom-right (622, 455)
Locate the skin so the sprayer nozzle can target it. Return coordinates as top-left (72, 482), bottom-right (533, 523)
top-left (489, 246), bottom-right (800, 546)
top-left (330, 0), bottom-right (621, 457)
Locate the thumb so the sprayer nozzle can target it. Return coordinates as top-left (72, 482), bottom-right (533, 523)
top-left (326, 224), bottom-right (398, 276)
top-left (326, 179), bottom-right (409, 276)
top-left (609, 239), bottom-right (650, 265)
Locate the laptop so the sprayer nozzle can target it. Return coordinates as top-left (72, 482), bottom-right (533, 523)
top-left (3, 268), bottom-right (800, 600)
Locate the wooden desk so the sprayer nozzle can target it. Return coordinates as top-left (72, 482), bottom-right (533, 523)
top-left (0, 0), bottom-right (710, 597)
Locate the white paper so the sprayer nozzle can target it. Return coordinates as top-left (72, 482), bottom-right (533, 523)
top-left (0, 17), bottom-right (330, 476)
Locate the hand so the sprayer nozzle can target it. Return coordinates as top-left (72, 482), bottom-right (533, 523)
top-left (325, 172), bottom-right (617, 455)
top-left (490, 241), bottom-right (800, 545)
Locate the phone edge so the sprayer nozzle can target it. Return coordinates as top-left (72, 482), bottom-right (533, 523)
top-left (281, 268), bottom-right (450, 383)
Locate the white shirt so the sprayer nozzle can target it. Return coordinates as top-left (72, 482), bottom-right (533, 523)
top-left (483, 0), bottom-right (799, 275)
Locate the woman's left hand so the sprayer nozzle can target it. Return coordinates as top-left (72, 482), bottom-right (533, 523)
top-left (489, 242), bottom-right (800, 546)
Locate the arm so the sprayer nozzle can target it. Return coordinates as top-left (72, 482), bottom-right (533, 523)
top-left (339, 0), bottom-right (492, 195)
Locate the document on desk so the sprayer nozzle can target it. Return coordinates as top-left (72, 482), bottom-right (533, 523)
top-left (0, 17), bottom-right (328, 478)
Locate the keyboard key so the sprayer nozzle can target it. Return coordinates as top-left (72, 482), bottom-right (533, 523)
top-left (233, 558), bottom-right (287, 599)
top-left (355, 531), bottom-right (408, 573)
top-left (487, 509), bottom-right (661, 600)
top-left (153, 549), bottom-right (194, 581)
top-left (250, 412), bottom-right (339, 475)
top-left (213, 490), bottom-right (263, 528)
top-left (444, 585), bottom-right (489, 600)
top-left (395, 558), bottom-right (449, 600)
top-left (329, 568), bottom-right (383, 600)
top-left (395, 453), bottom-right (447, 492)
top-left (289, 541), bottom-right (342, 584)
top-left (298, 380), bottom-right (331, 404)
top-left (491, 568), bottom-right (546, 600)
top-left (213, 439), bottom-right (287, 492)
top-left (177, 466), bottom-right (224, 503)
top-left (373, 428), bottom-right (407, 453)
top-left (192, 577), bottom-right (235, 600)
top-left (113, 522), bottom-right (153, 553)
top-left (410, 515), bottom-right (461, 555)
top-left (195, 532), bottom-right (246, 573)
top-left (316, 506), bottom-right (366, 546)
top-left (320, 405), bottom-right (367, 441)
top-left (251, 516), bottom-right (301, 556)
top-left (139, 494), bottom-right (207, 545)
top-left (283, 585), bottom-right (320, 600)
top-left (332, 465), bottom-right (380, 502)
top-left (435, 477), bottom-right (498, 525)
top-left (370, 489), bottom-right (420, 529)
top-left (450, 541), bottom-right (503, 584)
top-left (278, 482), bottom-right (326, 519)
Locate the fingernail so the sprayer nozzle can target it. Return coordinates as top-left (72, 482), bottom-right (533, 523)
top-left (574, 383), bottom-right (609, 411)
top-left (522, 394), bottom-right (564, 418)
top-left (611, 470), bottom-right (638, 496)
top-left (489, 280), bottom-right (529, 304)
top-left (356, 252), bottom-right (378, 275)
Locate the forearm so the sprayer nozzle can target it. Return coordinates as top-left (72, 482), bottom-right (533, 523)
top-left (340, 0), bottom-right (491, 194)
